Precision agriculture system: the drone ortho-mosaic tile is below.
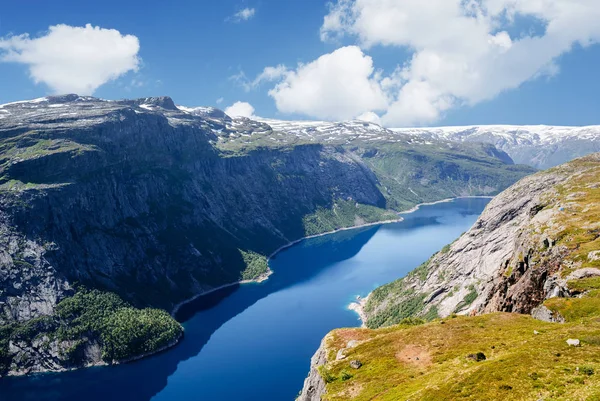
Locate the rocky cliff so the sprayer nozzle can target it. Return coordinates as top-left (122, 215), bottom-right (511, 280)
top-left (363, 153), bottom-right (600, 328)
top-left (300, 153), bottom-right (600, 400)
top-left (0, 95), bottom-right (532, 376)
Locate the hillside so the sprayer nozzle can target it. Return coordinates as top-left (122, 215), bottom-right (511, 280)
top-left (0, 95), bottom-right (532, 376)
top-left (392, 125), bottom-right (600, 169)
top-left (252, 118), bottom-right (600, 170)
top-left (299, 153), bottom-right (600, 401)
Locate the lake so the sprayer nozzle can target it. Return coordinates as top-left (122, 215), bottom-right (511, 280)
top-left (0, 197), bottom-right (490, 401)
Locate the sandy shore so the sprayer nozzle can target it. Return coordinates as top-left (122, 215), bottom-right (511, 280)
top-left (348, 295), bottom-right (369, 328)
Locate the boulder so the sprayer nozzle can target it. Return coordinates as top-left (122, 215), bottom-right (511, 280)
top-left (567, 268), bottom-right (600, 281)
top-left (467, 352), bottom-right (487, 362)
top-left (589, 251), bottom-right (600, 263)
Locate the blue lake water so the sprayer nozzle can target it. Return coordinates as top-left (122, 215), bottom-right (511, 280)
top-left (0, 197), bottom-right (490, 401)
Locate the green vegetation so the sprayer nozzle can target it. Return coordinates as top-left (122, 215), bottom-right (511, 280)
top-left (454, 285), bottom-right (478, 313)
top-left (0, 324), bottom-right (15, 375)
top-left (410, 255), bottom-right (436, 281)
top-left (362, 143), bottom-right (535, 211)
top-left (239, 250), bottom-right (269, 281)
top-left (0, 289), bottom-right (183, 369)
top-left (314, 155), bottom-right (600, 401)
top-left (302, 199), bottom-right (399, 237)
top-left (318, 313), bottom-right (600, 401)
top-left (366, 291), bottom-right (427, 329)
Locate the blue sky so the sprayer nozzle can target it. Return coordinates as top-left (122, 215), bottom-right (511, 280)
top-left (1, 0), bottom-right (599, 127)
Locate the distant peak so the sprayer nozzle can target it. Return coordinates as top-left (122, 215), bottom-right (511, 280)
top-left (177, 105), bottom-right (231, 121)
top-left (47, 94), bottom-right (81, 104)
top-left (133, 96), bottom-right (178, 111)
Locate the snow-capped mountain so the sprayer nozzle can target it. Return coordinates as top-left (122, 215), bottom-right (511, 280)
top-left (254, 118), bottom-right (600, 169)
top-left (3, 97), bottom-right (597, 170)
top-left (391, 125), bottom-right (600, 169)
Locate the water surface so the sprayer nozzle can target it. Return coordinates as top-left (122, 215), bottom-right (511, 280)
top-left (0, 198), bottom-right (490, 401)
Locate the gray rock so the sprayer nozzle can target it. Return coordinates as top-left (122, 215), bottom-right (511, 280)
top-left (350, 360), bottom-right (363, 369)
top-left (568, 268), bottom-right (600, 281)
top-left (532, 305), bottom-right (565, 323)
top-left (589, 251), bottom-right (600, 262)
top-left (297, 340), bottom-right (328, 401)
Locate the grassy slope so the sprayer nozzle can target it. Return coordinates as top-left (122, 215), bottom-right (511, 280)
top-left (317, 156), bottom-right (600, 401)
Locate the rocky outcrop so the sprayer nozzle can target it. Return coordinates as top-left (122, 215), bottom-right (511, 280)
top-left (300, 153), bottom-right (600, 400)
top-left (364, 153), bottom-right (600, 328)
top-left (297, 340), bottom-right (328, 401)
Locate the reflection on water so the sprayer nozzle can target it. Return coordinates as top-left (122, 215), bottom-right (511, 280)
top-left (0, 198), bottom-right (490, 401)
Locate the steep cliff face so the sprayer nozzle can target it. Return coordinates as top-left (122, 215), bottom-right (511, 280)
top-left (363, 154), bottom-right (600, 328)
top-left (300, 153), bottom-right (600, 401)
top-left (0, 95), bottom-right (532, 376)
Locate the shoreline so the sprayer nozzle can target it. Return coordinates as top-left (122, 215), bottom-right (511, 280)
top-left (170, 218), bottom-right (404, 317)
top-left (348, 295), bottom-right (369, 328)
top-left (170, 270), bottom-right (273, 317)
top-left (346, 195), bottom-right (494, 326)
top-left (398, 195), bottom-right (494, 215)
top-left (172, 195), bottom-right (494, 319)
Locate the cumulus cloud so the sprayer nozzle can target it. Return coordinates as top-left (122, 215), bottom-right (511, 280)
top-left (267, 46), bottom-right (387, 121)
top-left (0, 24), bottom-right (140, 95)
top-left (231, 64), bottom-right (288, 91)
top-left (229, 7), bottom-right (256, 22)
top-left (225, 101), bottom-right (256, 118)
top-left (318, 0), bottom-right (600, 126)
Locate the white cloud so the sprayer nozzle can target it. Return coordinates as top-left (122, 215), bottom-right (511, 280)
top-left (216, 97), bottom-right (224, 104)
top-left (316, 0), bottom-right (600, 126)
top-left (225, 101), bottom-right (256, 118)
top-left (267, 46), bottom-right (388, 121)
top-left (229, 7), bottom-right (256, 22)
top-left (356, 111), bottom-right (382, 125)
top-left (0, 24), bottom-right (140, 95)
top-left (231, 64), bottom-right (288, 91)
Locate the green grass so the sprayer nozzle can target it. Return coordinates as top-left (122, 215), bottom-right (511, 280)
top-left (319, 313), bottom-right (600, 401)
top-left (302, 199), bottom-right (399, 237)
top-left (454, 285), bottom-right (478, 313)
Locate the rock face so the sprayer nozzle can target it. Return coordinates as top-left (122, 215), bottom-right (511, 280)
top-left (0, 95), bottom-right (532, 376)
top-left (363, 153), bottom-right (600, 328)
top-left (297, 340), bottom-right (328, 401)
top-left (300, 153), bottom-right (600, 400)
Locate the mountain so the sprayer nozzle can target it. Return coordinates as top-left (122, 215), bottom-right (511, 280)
top-left (299, 153), bottom-right (600, 401)
top-left (392, 125), bottom-right (600, 169)
top-left (243, 118), bottom-right (600, 169)
top-left (0, 95), bottom-right (532, 377)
